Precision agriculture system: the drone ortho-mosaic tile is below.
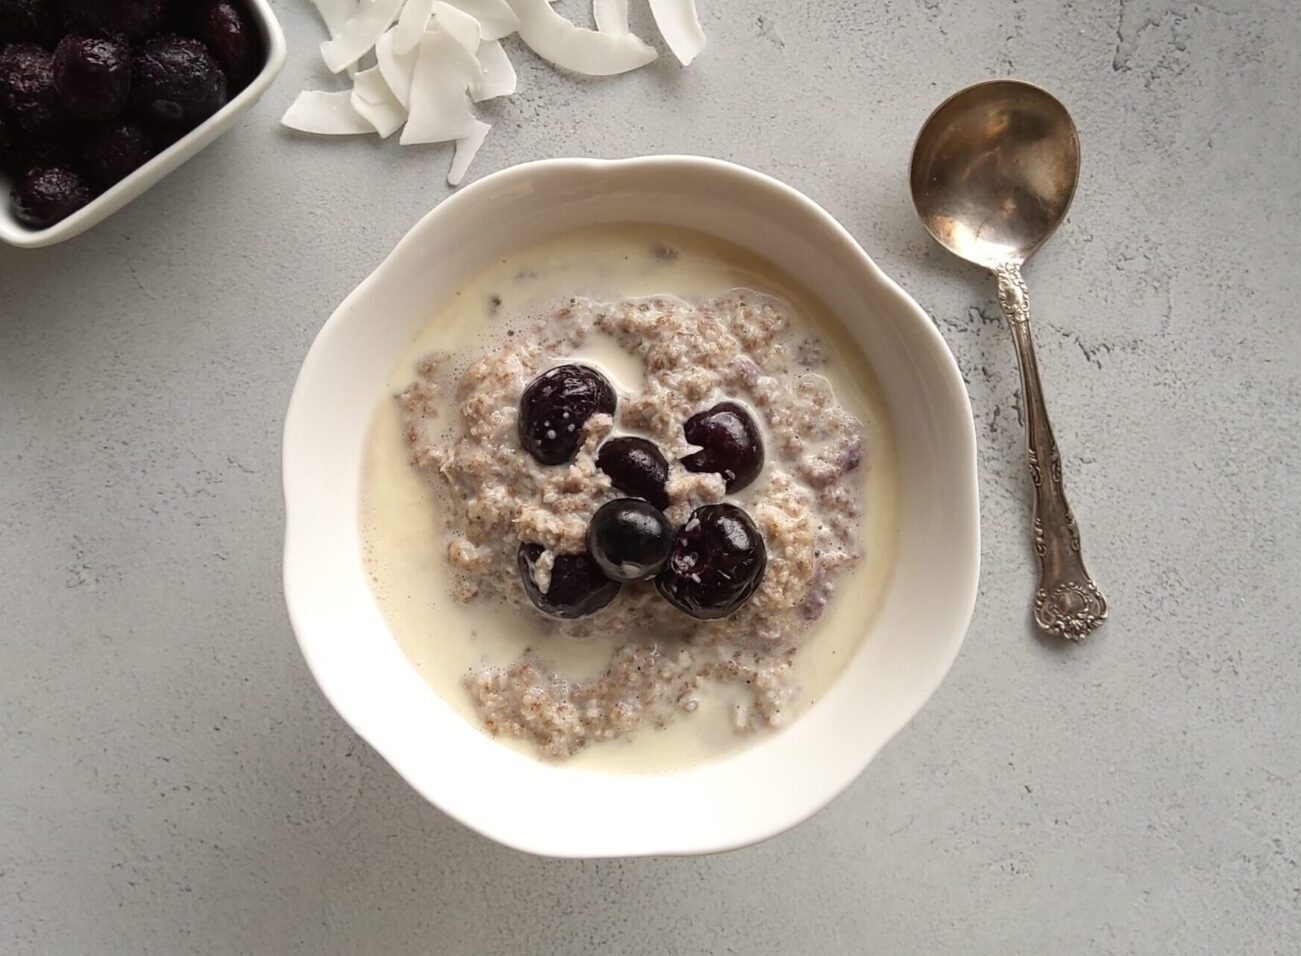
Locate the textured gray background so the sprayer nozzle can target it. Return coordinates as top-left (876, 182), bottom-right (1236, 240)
top-left (2, 0), bottom-right (1299, 952)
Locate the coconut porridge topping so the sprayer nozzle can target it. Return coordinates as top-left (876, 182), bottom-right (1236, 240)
top-left (393, 289), bottom-right (868, 758)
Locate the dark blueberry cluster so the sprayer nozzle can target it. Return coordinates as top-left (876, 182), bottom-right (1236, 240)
top-left (0, 0), bottom-right (262, 229)
top-left (516, 365), bottom-right (770, 621)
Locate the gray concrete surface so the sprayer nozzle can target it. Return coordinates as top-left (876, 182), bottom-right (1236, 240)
top-left (3, 0), bottom-right (1299, 952)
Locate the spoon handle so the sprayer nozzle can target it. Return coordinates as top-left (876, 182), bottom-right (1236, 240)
top-left (994, 263), bottom-right (1108, 640)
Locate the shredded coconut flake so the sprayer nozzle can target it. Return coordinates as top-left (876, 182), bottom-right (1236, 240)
top-left (285, 0), bottom-right (706, 184)
top-left (320, 0), bottom-right (406, 73)
top-left (508, 0), bottom-right (656, 75)
top-left (450, 120), bottom-right (492, 185)
top-left (472, 39), bottom-right (518, 100)
top-left (313, 0), bottom-right (358, 37)
top-left (433, 0), bottom-right (483, 52)
top-left (375, 27), bottom-right (419, 108)
top-left (446, 0), bottom-right (519, 40)
top-left (282, 90), bottom-right (375, 134)
top-left (592, 0), bottom-right (629, 36)
top-left (351, 67), bottom-right (407, 138)
top-left (649, 0), bottom-right (706, 65)
top-left (392, 0), bottom-right (435, 53)
top-left (401, 27), bottom-right (482, 145)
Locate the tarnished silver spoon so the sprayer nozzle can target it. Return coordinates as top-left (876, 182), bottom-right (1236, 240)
top-left (910, 79), bottom-right (1107, 641)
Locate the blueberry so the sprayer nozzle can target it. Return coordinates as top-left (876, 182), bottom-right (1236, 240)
top-left (132, 35), bottom-right (226, 131)
top-left (18, 132), bottom-right (74, 171)
top-left (681, 400), bottom-right (764, 492)
top-left (10, 163), bottom-right (92, 227)
top-left (81, 120), bottom-right (150, 187)
top-left (518, 364), bottom-right (616, 466)
top-left (0, 113), bottom-right (14, 171)
top-left (656, 504), bottom-right (767, 619)
top-left (62, 0), bottom-right (163, 39)
top-left (53, 35), bottom-right (131, 120)
top-left (0, 43), bottom-right (67, 138)
top-left (517, 543), bottom-right (620, 619)
top-left (0, 0), bottom-right (54, 45)
top-left (192, 0), bottom-right (259, 89)
top-left (586, 498), bottom-right (674, 583)
top-left (596, 436), bottom-right (669, 509)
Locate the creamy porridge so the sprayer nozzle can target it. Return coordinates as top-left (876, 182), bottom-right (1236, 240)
top-left (360, 225), bottom-right (898, 772)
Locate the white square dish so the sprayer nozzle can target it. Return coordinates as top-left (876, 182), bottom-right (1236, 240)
top-left (0, 0), bottom-right (286, 249)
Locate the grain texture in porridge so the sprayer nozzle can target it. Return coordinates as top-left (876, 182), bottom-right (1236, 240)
top-left (397, 290), bottom-right (867, 758)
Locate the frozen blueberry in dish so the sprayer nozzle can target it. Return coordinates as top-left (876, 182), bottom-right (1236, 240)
top-left (62, 0), bottom-right (164, 39)
top-left (52, 35), bottom-right (131, 121)
top-left (0, 43), bottom-right (67, 139)
top-left (132, 36), bottom-right (227, 130)
top-left (80, 120), bottom-right (151, 188)
top-left (10, 163), bottom-right (92, 227)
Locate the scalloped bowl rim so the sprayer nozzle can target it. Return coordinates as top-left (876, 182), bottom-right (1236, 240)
top-left (282, 156), bottom-right (980, 858)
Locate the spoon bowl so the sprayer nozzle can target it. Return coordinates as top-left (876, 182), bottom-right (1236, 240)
top-left (911, 80), bottom-right (1080, 270)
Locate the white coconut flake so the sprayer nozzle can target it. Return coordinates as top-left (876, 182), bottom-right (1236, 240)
top-left (282, 90), bottom-right (375, 135)
top-left (375, 27), bottom-right (419, 108)
top-left (472, 39), bottom-right (517, 100)
top-left (592, 0), bottom-right (628, 36)
top-left (401, 28), bottom-right (483, 145)
top-left (449, 120), bottom-right (492, 185)
top-left (313, 0), bottom-right (357, 37)
top-left (294, 0), bottom-right (704, 186)
top-left (351, 67), bottom-right (407, 138)
top-left (312, 0), bottom-right (361, 75)
top-left (508, 0), bottom-right (656, 75)
top-left (445, 0), bottom-right (519, 41)
top-left (433, 1), bottom-right (483, 52)
top-left (392, 0), bottom-right (435, 53)
top-left (320, 0), bottom-right (405, 73)
top-left (648, 0), bottom-right (705, 65)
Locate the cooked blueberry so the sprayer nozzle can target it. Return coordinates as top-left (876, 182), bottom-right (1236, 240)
top-left (0, 0), bottom-right (54, 45)
top-left (53, 35), bottom-right (131, 120)
top-left (586, 498), bottom-right (674, 583)
top-left (10, 164), bottom-right (92, 227)
top-left (132, 35), bottom-right (226, 130)
top-left (656, 504), bottom-right (767, 619)
top-left (0, 43), bottom-right (66, 138)
top-left (681, 400), bottom-right (764, 492)
top-left (517, 543), bottom-right (620, 619)
top-left (63, 0), bottom-right (163, 39)
top-left (192, 0), bottom-right (259, 89)
top-left (518, 364), bottom-right (616, 465)
top-left (81, 120), bottom-right (150, 187)
top-left (596, 436), bottom-right (669, 509)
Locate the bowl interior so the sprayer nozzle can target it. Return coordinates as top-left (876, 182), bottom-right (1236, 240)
top-left (0, 0), bottom-right (286, 249)
top-left (283, 157), bottom-right (979, 857)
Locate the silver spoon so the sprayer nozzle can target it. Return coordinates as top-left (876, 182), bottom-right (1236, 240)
top-left (910, 79), bottom-right (1107, 641)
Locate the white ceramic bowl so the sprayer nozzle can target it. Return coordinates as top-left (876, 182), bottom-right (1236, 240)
top-left (0, 0), bottom-right (286, 249)
top-left (283, 156), bottom-right (980, 858)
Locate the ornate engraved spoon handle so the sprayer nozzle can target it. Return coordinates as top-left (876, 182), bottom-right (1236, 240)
top-left (995, 262), bottom-right (1107, 640)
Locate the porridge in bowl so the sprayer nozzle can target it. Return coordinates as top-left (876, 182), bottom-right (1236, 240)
top-left (361, 225), bottom-right (898, 772)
